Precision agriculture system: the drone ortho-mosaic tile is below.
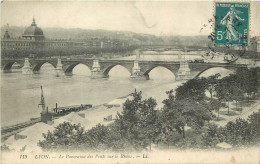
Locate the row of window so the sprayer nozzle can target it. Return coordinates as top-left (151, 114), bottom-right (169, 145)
top-left (1, 42), bottom-right (68, 47)
top-left (2, 47), bottom-right (33, 50)
top-left (45, 43), bottom-right (67, 46)
top-left (23, 37), bottom-right (34, 40)
top-left (1, 42), bottom-right (127, 48)
top-left (1, 43), bottom-right (32, 46)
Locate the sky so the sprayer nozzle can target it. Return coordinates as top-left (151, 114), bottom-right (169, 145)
top-left (1, 1), bottom-right (260, 36)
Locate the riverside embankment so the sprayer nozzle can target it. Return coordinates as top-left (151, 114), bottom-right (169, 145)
top-left (2, 79), bottom-right (185, 152)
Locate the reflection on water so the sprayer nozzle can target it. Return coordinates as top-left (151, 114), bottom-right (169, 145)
top-left (1, 63), bottom-right (176, 126)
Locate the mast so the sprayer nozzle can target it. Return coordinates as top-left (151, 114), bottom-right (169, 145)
top-left (38, 85), bottom-right (45, 111)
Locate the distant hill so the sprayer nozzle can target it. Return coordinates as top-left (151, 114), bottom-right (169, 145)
top-left (1, 25), bottom-right (157, 40)
top-left (1, 26), bottom-right (25, 39)
top-left (1, 25), bottom-right (210, 46)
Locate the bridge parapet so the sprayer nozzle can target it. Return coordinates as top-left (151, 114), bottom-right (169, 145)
top-left (1, 58), bottom-right (249, 80)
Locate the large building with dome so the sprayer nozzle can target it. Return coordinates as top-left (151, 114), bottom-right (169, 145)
top-left (1, 18), bottom-right (86, 50)
top-left (22, 18), bottom-right (45, 41)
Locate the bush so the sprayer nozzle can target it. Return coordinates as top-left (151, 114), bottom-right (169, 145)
top-left (38, 122), bottom-right (85, 151)
top-left (201, 111), bottom-right (260, 148)
top-left (83, 124), bottom-right (111, 151)
top-left (201, 124), bottom-right (221, 148)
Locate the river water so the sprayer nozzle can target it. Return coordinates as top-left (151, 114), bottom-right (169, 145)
top-left (1, 54), bottom-right (234, 127)
top-left (1, 62), bottom-right (180, 127)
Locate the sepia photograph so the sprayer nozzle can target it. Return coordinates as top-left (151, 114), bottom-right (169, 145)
top-left (1, 0), bottom-right (260, 163)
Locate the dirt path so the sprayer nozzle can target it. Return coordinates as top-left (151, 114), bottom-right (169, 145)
top-left (214, 100), bottom-right (260, 127)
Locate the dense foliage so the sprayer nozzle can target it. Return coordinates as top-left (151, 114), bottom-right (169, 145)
top-left (39, 90), bottom-right (161, 152)
top-left (215, 68), bottom-right (259, 114)
top-left (202, 111), bottom-right (260, 148)
top-left (161, 90), bottom-right (213, 139)
top-left (38, 68), bottom-right (260, 151)
top-left (175, 78), bottom-right (207, 102)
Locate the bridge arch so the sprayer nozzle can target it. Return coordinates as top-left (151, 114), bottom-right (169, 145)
top-left (193, 66), bottom-right (235, 79)
top-left (64, 62), bottom-right (92, 75)
top-left (103, 64), bottom-right (132, 76)
top-left (32, 62), bottom-right (57, 72)
top-left (2, 61), bottom-right (23, 71)
top-left (2, 62), bottom-right (16, 71)
top-left (143, 65), bottom-right (177, 79)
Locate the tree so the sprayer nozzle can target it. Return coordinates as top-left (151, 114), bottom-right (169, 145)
top-left (247, 111), bottom-right (260, 144)
top-left (229, 81), bottom-right (244, 111)
top-left (222, 118), bottom-right (250, 146)
top-left (201, 124), bottom-right (221, 148)
top-left (201, 111), bottom-right (260, 148)
top-left (214, 68), bottom-right (259, 114)
top-left (38, 122), bottom-right (113, 151)
top-left (137, 97), bottom-right (161, 151)
top-left (175, 78), bottom-right (207, 102)
top-left (115, 89), bottom-right (160, 151)
top-left (203, 73), bottom-right (221, 101)
top-left (160, 90), bottom-right (176, 147)
top-left (39, 89), bottom-right (161, 152)
top-left (38, 122), bottom-right (85, 151)
top-left (236, 68), bottom-right (258, 102)
top-left (209, 99), bottom-right (222, 120)
top-left (83, 124), bottom-right (112, 151)
top-left (223, 73), bottom-right (245, 111)
top-left (162, 90), bottom-right (213, 139)
top-left (215, 76), bottom-right (233, 114)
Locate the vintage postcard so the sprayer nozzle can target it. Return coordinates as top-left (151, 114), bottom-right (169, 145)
top-left (1, 0), bottom-right (260, 164)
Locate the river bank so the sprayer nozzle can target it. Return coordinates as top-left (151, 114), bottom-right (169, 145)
top-left (0, 66), bottom-right (178, 127)
top-left (2, 79), bottom-right (185, 152)
top-left (3, 81), bottom-right (260, 153)
top-left (2, 66), bottom-right (258, 152)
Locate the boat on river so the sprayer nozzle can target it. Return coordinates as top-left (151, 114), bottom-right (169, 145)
top-left (0, 86), bottom-right (92, 140)
top-left (50, 104), bottom-right (92, 116)
top-left (38, 86), bottom-right (92, 118)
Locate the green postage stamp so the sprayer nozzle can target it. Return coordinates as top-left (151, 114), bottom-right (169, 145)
top-left (214, 2), bottom-right (250, 45)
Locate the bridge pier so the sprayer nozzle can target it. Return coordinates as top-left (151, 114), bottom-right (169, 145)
top-left (65, 72), bottom-right (73, 76)
top-left (91, 59), bottom-right (107, 78)
top-left (130, 60), bottom-right (148, 80)
top-left (176, 59), bottom-right (191, 81)
top-left (2, 58), bottom-right (246, 80)
top-left (33, 70), bottom-right (40, 74)
top-left (55, 58), bottom-right (64, 77)
top-left (144, 74), bottom-right (150, 80)
top-left (22, 58), bottom-right (32, 74)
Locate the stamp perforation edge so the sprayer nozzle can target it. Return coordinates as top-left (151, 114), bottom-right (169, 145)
top-left (214, 0), bottom-right (251, 45)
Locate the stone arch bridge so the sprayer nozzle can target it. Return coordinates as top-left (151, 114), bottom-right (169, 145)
top-left (1, 58), bottom-right (247, 80)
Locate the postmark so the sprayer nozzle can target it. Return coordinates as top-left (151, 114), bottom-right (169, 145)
top-left (214, 2), bottom-right (250, 45)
